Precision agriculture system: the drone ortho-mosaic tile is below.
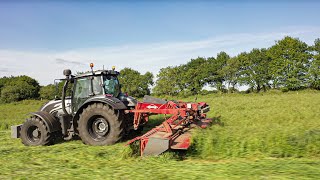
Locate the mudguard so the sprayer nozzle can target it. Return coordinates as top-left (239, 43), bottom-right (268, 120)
top-left (81, 96), bottom-right (127, 111)
top-left (30, 111), bottom-right (61, 133)
top-left (72, 96), bottom-right (127, 128)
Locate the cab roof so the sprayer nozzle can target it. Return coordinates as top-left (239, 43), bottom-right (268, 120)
top-left (74, 70), bottom-right (120, 79)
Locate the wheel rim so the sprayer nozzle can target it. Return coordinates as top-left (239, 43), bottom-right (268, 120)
top-left (26, 125), bottom-right (41, 143)
top-left (87, 116), bottom-right (109, 140)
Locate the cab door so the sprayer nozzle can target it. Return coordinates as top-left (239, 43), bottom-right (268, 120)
top-left (72, 76), bottom-right (103, 113)
top-left (72, 78), bottom-right (91, 113)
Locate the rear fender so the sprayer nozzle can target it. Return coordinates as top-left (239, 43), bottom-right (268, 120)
top-left (83, 96), bottom-right (127, 110)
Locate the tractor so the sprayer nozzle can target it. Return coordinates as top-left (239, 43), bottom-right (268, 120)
top-left (11, 63), bottom-right (212, 156)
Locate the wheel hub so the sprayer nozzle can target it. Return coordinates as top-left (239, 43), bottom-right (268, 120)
top-left (32, 129), bottom-right (39, 137)
top-left (92, 118), bottom-right (109, 137)
top-left (98, 122), bottom-right (107, 131)
top-left (27, 126), bottom-right (41, 142)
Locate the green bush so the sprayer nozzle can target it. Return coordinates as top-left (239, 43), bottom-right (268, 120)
top-left (40, 84), bottom-right (56, 100)
top-left (0, 86), bottom-right (20, 103)
top-left (0, 75), bottom-right (40, 103)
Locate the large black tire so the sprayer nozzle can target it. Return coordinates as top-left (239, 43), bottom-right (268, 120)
top-left (78, 103), bottom-right (124, 146)
top-left (20, 116), bottom-right (53, 146)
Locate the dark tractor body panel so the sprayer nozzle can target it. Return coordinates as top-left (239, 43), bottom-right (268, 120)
top-left (78, 95), bottom-right (127, 112)
top-left (119, 94), bottom-right (138, 107)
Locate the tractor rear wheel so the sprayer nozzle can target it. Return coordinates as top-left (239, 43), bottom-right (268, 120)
top-left (78, 103), bottom-right (124, 145)
top-left (20, 116), bottom-right (53, 146)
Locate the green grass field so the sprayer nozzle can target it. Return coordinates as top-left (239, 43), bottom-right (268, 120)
top-left (0, 90), bottom-right (320, 179)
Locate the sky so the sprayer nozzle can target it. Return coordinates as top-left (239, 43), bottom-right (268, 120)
top-left (0, 0), bottom-right (320, 85)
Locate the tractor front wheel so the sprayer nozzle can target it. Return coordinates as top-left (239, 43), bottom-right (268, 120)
top-left (20, 116), bottom-right (53, 146)
top-left (78, 103), bottom-right (124, 146)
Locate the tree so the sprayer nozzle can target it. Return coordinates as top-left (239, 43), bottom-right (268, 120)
top-left (0, 85), bottom-right (20, 103)
top-left (268, 36), bottom-right (311, 90)
top-left (238, 48), bottom-right (271, 92)
top-left (221, 56), bottom-right (241, 92)
top-left (0, 76), bottom-right (11, 96)
top-left (0, 75), bottom-right (40, 103)
top-left (207, 52), bottom-right (229, 91)
top-left (309, 38), bottom-right (320, 89)
top-left (180, 57), bottom-right (209, 94)
top-left (119, 68), bottom-right (153, 98)
top-left (153, 66), bottom-right (184, 96)
top-left (142, 72), bottom-right (154, 95)
top-left (40, 84), bottom-right (56, 100)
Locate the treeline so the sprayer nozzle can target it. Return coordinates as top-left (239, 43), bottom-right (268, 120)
top-left (0, 36), bottom-right (319, 103)
top-left (0, 76), bottom-right (40, 103)
top-left (0, 76), bottom-right (63, 103)
top-left (153, 36), bottom-right (320, 95)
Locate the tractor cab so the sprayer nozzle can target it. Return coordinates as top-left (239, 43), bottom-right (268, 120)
top-left (71, 68), bottom-right (123, 114)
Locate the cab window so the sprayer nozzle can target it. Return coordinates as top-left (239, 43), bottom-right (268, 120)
top-left (74, 76), bottom-right (102, 98)
top-left (74, 78), bottom-right (90, 98)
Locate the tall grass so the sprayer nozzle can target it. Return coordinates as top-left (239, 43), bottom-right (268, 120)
top-left (0, 90), bottom-right (319, 159)
top-left (188, 90), bottom-right (320, 159)
top-left (0, 100), bottom-right (46, 130)
top-left (1, 91), bottom-right (320, 179)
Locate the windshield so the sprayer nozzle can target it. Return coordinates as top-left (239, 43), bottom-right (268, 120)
top-left (103, 75), bottom-right (120, 97)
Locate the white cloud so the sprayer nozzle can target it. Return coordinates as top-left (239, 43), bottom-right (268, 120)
top-left (0, 26), bottom-right (319, 85)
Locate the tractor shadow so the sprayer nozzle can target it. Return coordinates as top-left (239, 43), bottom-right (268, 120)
top-left (52, 134), bottom-right (82, 145)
